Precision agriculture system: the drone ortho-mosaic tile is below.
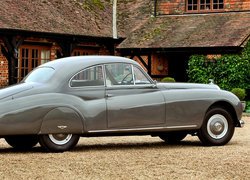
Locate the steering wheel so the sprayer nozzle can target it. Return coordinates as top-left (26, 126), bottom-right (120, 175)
top-left (121, 73), bottom-right (133, 84)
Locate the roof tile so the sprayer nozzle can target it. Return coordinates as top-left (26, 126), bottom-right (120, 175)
top-left (0, 0), bottom-right (112, 37)
top-left (118, 12), bottom-right (250, 48)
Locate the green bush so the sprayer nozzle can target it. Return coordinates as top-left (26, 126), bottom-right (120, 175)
top-left (187, 41), bottom-right (250, 91)
top-left (161, 77), bottom-right (176, 82)
top-left (246, 101), bottom-right (250, 112)
top-left (231, 88), bottom-right (246, 101)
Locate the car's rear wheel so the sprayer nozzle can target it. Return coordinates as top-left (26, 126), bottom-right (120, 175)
top-left (5, 135), bottom-right (39, 150)
top-left (159, 132), bottom-right (187, 143)
top-left (39, 134), bottom-right (79, 152)
top-left (198, 107), bottom-right (235, 146)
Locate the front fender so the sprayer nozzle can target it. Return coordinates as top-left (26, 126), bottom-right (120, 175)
top-left (39, 106), bottom-right (84, 134)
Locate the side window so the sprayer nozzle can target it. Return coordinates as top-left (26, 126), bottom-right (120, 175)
top-left (105, 63), bottom-right (133, 86)
top-left (70, 65), bottom-right (104, 87)
top-left (133, 66), bottom-right (151, 85)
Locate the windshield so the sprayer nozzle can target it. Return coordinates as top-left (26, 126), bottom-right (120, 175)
top-left (23, 67), bottom-right (55, 83)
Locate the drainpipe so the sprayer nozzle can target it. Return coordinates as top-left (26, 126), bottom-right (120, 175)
top-left (154, 0), bottom-right (157, 17)
top-left (113, 0), bottom-right (118, 39)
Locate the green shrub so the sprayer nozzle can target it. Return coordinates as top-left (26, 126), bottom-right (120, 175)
top-left (187, 41), bottom-right (250, 91)
top-left (161, 77), bottom-right (176, 82)
top-left (231, 88), bottom-right (246, 101)
top-left (246, 101), bottom-right (250, 110)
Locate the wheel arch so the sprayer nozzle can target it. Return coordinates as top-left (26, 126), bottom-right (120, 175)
top-left (39, 106), bottom-right (85, 134)
top-left (207, 101), bottom-right (239, 127)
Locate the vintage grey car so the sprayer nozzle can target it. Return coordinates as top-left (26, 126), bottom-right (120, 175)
top-left (0, 56), bottom-right (244, 152)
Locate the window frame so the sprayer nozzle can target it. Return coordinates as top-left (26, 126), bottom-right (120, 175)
top-left (69, 65), bottom-right (105, 88)
top-left (186, 0), bottom-right (224, 13)
top-left (104, 63), bottom-right (153, 87)
top-left (17, 45), bottom-right (51, 82)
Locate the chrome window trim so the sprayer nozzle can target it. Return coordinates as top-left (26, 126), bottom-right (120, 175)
top-left (69, 65), bottom-right (105, 88)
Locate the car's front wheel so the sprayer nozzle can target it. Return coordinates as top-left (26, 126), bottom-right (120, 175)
top-left (39, 134), bottom-right (80, 152)
top-left (159, 132), bottom-right (187, 144)
top-left (198, 107), bottom-right (235, 146)
top-left (5, 135), bottom-right (39, 150)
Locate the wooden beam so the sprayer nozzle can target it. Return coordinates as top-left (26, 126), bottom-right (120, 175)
top-left (2, 36), bottom-right (24, 85)
top-left (56, 40), bottom-right (77, 57)
top-left (136, 55), bottom-right (148, 69)
top-left (148, 54), bottom-right (152, 76)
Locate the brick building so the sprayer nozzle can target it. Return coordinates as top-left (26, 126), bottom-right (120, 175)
top-left (0, 0), bottom-right (118, 87)
top-left (117, 0), bottom-right (250, 81)
top-left (0, 0), bottom-right (250, 87)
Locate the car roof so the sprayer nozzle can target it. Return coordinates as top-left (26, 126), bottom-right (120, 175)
top-left (38, 56), bottom-right (142, 86)
top-left (40, 56), bottom-right (139, 71)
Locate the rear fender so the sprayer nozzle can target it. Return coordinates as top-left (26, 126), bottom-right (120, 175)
top-left (39, 107), bottom-right (84, 134)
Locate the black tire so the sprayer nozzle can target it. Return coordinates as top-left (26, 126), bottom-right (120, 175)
top-left (159, 132), bottom-right (187, 144)
top-left (198, 107), bottom-right (235, 146)
top-left (5, 135), bottom-right (39, 150)
top-left (39, 134), bottom-right (79, 152)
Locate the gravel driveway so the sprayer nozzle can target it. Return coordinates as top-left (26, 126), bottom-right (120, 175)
top-left (0, 116), bottom-right (249, 180)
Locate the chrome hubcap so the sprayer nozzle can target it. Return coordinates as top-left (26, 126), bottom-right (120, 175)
top-left (207, 114), bottom-right (228, 139)
top-left (48, 134), bottom-right (72, 145)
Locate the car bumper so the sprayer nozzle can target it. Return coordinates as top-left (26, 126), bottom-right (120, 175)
top-left (239, 120), bottom-right (245, 128)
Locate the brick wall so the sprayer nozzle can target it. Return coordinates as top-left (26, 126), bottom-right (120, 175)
top-left (0, 49), bottom-right (8, 87)
top-left (225, 0), bottom-right (250, 11)
top-left (157, 0), bottom-right (250, 15)
top-left (157, 0), bottom-right (185, 15)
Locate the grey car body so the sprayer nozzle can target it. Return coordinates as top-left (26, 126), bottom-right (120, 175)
top-left (0, 56), bottom-right (244, 152)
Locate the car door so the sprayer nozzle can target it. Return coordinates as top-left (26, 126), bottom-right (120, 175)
top-left (68, 65), bottom-right (107, 131)
top-left (105, 63), bottom-right (166, 129)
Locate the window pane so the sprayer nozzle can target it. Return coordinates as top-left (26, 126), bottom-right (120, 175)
top-left (31, 49), bottom-right (39, 69)
top-left (41, 50), bottom-right (50, 64)
top-left (71, 66), bottom-right (104, 87)
top-left (105, 63), bottom-right (133, 86)
top-left (133, 66), bottom-right (150, 85)
top-left (24, 67), bottom-right (55, 83)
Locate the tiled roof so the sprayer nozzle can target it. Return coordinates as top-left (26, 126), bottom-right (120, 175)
top-left (118, 12), bottom-right (250, 49)
top-left (0, 0), bottom-right (112, 37)
top-left (117, 0), bottom-right (152, 38)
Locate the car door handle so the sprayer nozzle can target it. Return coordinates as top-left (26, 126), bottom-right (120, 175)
top-left (106, 94), bottom-right (113, 97)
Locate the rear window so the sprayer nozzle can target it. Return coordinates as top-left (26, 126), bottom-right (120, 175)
top-left (23, 67), bottom-right (55, 83)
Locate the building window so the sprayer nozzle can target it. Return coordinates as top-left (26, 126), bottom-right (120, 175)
top-left (187, 0), bottom-right (224, 12)
top-left (17, 46), bottom-right (51, 82)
